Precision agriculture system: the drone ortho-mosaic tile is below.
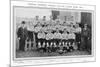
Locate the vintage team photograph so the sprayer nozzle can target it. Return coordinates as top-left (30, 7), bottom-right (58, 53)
top-left (14, 7), bottom-right (92, 58)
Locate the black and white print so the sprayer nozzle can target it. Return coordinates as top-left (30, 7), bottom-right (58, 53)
top-left (15, 7), bottom-right (92, 58)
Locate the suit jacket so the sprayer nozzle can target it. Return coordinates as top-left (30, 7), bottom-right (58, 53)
top-left (17, 27), bottom-right (28, 40)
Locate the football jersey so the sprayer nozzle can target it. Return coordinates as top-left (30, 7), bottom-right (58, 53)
top-left (37, 32), bottom-right (45, 39)
top-left (68, 33), bottom-right (75, 39)
top-left (61, 33), bottom-right (68, 40)
top-left (46, 33), bottom-right (53, 40)
top-left (54, 32), bottom-right (61, 39)
top-left (75, 27), bottom-right (82, 33)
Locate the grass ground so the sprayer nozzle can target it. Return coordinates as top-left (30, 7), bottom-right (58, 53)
top-left (16, 50), bottom-right (91, 58)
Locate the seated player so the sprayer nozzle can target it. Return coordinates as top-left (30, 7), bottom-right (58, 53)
top-left (37, 31), bottom-right (45, 47)
top-left (54, 42), bottom-right (58, 52)
top-left (51, 42), bottom-right (57, 52)
top-left (68, 32), bottom-right (75, 45)
top-left (68, 42), bottom-right (74, 52)
top-left (54, 28), bottom-right (61, 46)
top-left (46, 42), bottom-right (49, 52)
top-left (61, 29), bottom-right (68, 43)
top-left (41, 42), bottom-right (46, 52)
top-left (49, 42), bottom-right (53, 52)
top-left (65, 42), bottom-right (70, 52)
top-left (58, 42), bottom-right (64, 54)
top-left (63, 41), bottom-right (68, 53)
top-left (37, 41), bottom-right (42, 52)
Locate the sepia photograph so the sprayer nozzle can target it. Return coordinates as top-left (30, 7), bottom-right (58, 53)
top-left (14, 6), bottom-right (93, 58)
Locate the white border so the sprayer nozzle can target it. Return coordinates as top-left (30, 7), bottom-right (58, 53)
top-left (10, 0), bottom-right (96, 66)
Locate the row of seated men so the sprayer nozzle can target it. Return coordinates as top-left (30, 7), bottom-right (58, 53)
top-left (35, 39), bottom-right (77, 54)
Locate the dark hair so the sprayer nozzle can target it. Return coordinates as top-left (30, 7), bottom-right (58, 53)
top-left (43, 16), bottom-right (46, 17)
top-left (21, 21), bottom-right (25, 24)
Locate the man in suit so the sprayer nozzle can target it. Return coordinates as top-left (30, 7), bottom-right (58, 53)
top-left (81, 24), bottom-right (91, 51)
top-left (17, 21), bottom-right (28, 51)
